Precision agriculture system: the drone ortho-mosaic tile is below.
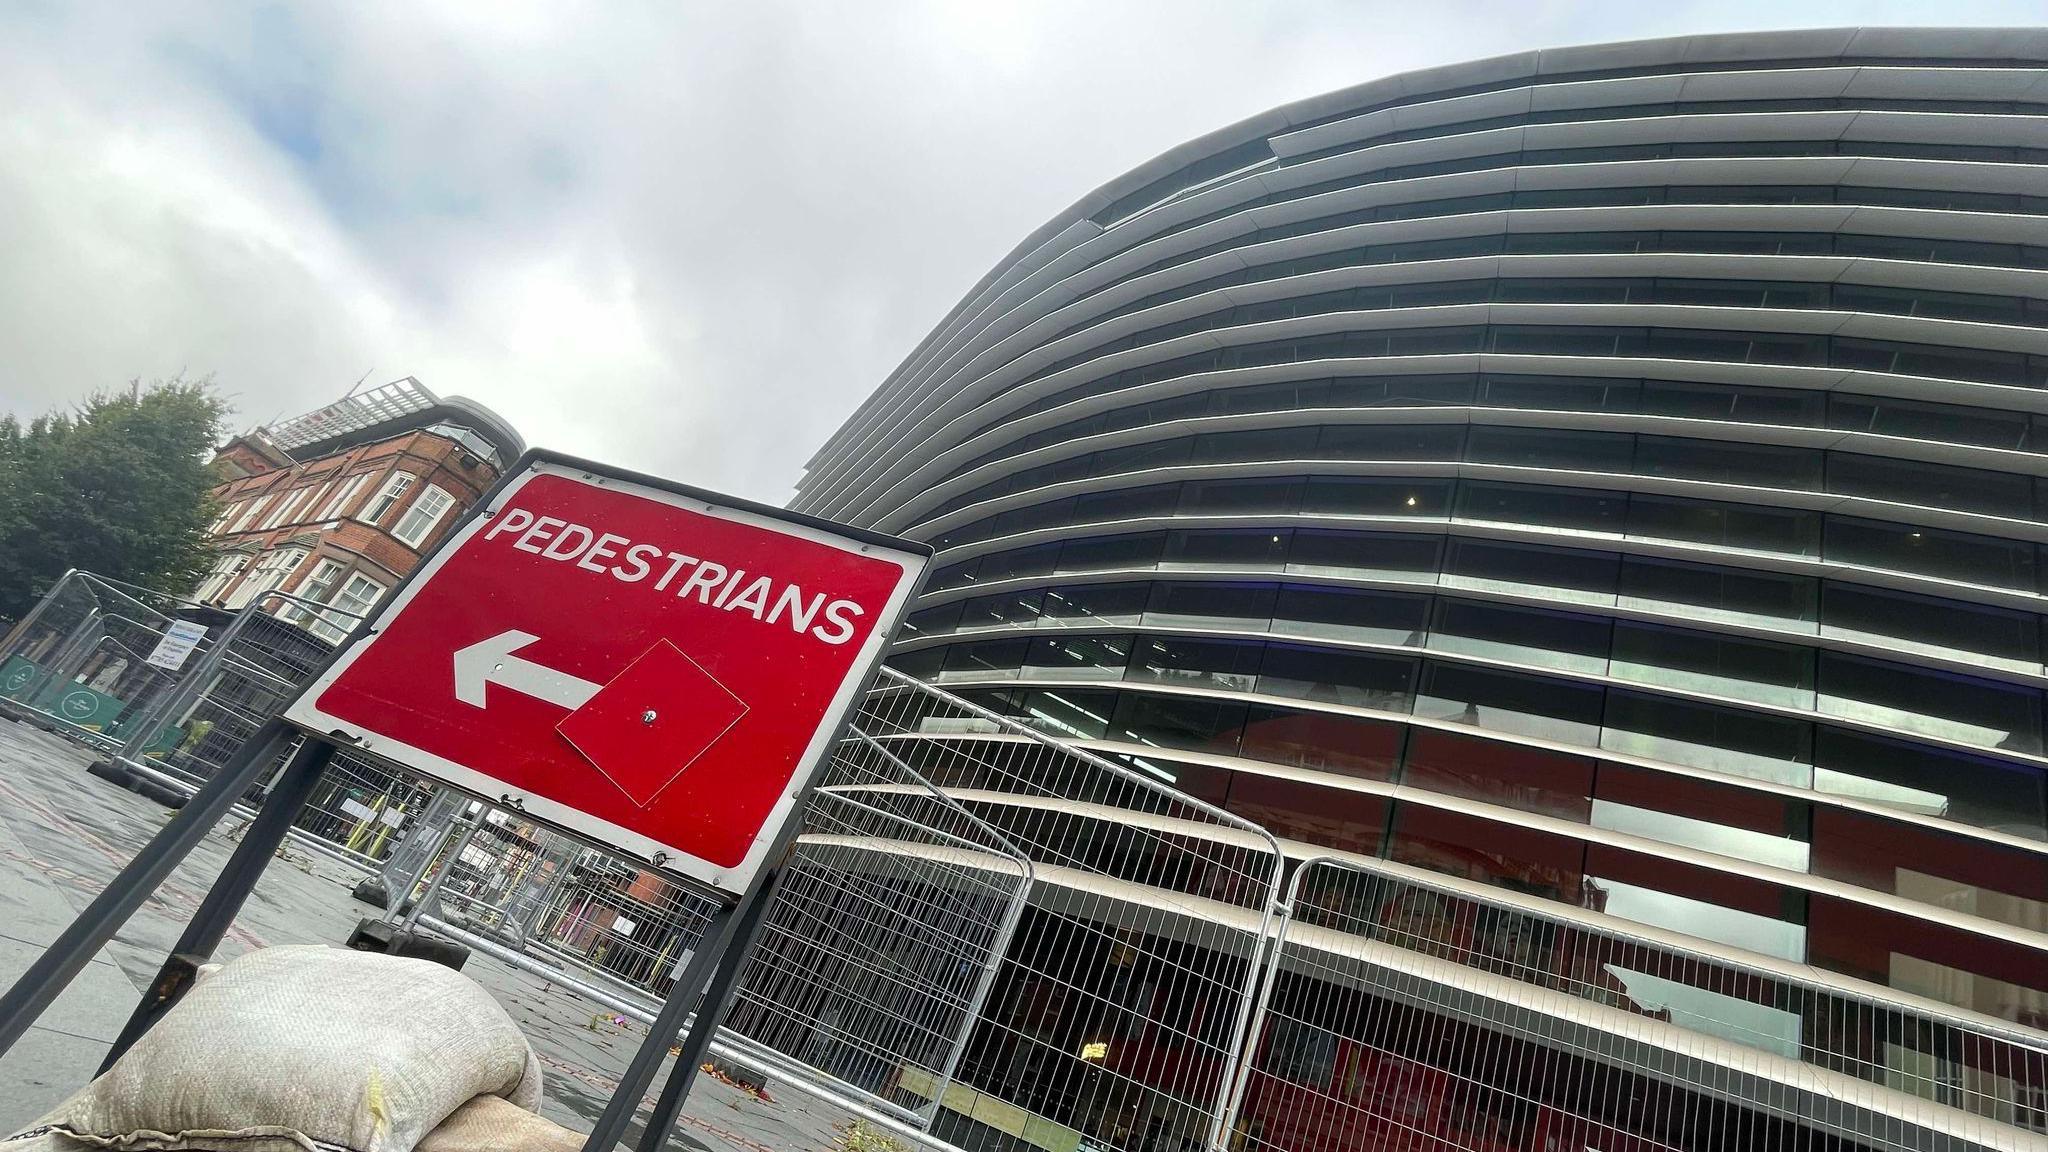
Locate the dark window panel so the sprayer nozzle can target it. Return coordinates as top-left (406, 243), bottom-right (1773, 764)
top-left (1824, 517), bottom-right (2037, 591)
top-left (1628, 495), bottom-right (1820, 556)
top-left (1828, 454), bottom-right (2035, 520)
top-left (900, 600), bottom-right (966, 640)
top-left (1478, 374), bottom-right (1640, 413)
top-left (1390, 804), bottom-right (1585, 904)
top-left (1164, 527), bottom-right (1292, 569)
top-left (1143, 580), bottom-right (1278, 630)
top-left (1023, 634), bottom-right (1134, 681)
top-left (1093, 437), bottom-right (1193, 476)
top-left (928, 558), bottom-right (983, 591)
top-left (1011, 687), bottom-right (1120, 741)
top-left (1225, 776), bottom-right (1390, 856)
top-left (1456, 481), bottom-right (1627, 535)
top-left (1601, 690), bottom-right (1813, 788)
top-left (1465, 426), bottom-right (1635, 471)
top-left (1326, 374), bottom-right (1477, 407)
top-left (927, 519), bottom-right (994, 552)
top-left (1443, 539), bottom-right (1620, 602)
top-left (1193, 426), bottom-right (1320, 463)
top-left (1833, 282), bottom-right (2025, 325)
top-left (1609, 621), bottom-right (1815, 709)
top-left (1592, 761), bottom-right (1810, 872)
top-left (1118, 754), bottom-right (1231, 806)
top-left (978, 542), bottom-right (1062, 583)
top-left (1637, 379), bottom-right (1822, 426)
top-left (1210, 378), bottom-right (1332, 414)
top-left (958, 589), bottom-right (1046, 630)
top-left (1057, 532), bottom-right (1168, 574)
top-left (1415, 661), bottom-right (1604, 746)
top-left (886, 646), bottom-right (946, 680)
top-left (1403, 729), bottom-right (1594, 822)
top-left (1810, 807), bottom-right (2047, 934)
top-left (1074, 483), bottom-right (1182, 523)
top-left (1273, 584), bottom-right (1429, 646)
top-left (993, 497), bottom-right (1080, 536)
top-left (1177, 476), bottom-right (1305, 515)
top-left (1583, 844), bottom-right (1807, 960)
top-left (1635, 435), bottom-right (1822, 490)
top-left (1110, 691), bottom-right (1249, 755)
top-left (1255, 643), bottom-right (1418, 711)
top-left (1299, 476), bottom-right (1451, 517)
top-left (1827, 392), bottom-right (2035, 452)
top-left (1040, 581), bottom-right (1150, 627)
top-left (1617, 556), bottom-right (1818, 627)
top-left (1833, 337), bottom-right (2029, 386)
top-left (1816, 651), bottom-right (2043, 756)
top-left (937, 637), bottom-right (1031, 681)
top-left (1821, 583), bottom-right (2041, 667)
top-left (1130, 635), bottom-right (1266, 692)
top-left (1316, 423), bottom-right (1466, 460)
top-left (1427, 598), bottom-right (1612, 675)
top-left (1808, 897), bottom-right (2048, 1023)
top-left (1239, 706), bottom-right (1403, 781)
top-left (1813, 727), bottom-right (2046, 841)
top-left (1289, 530), bottom-right (1443, 579)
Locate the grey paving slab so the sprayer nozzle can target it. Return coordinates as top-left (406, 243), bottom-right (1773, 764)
top-left (1, 1024), bottom-right (99, 1127)
top-left (0, 936), bottom-right (142, 1043)
top-left (0, 718), bottom-right (872, 1152)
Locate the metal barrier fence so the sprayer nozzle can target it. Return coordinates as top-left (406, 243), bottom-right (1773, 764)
top-left (844, 669), bottom-right (1289, 1152)
top-left (0, 571), bottom-right (201, 754)
top-left (1223, 856), bottom-right (2048, 1152)
top-left (0, 571), bottom-right (426, 869)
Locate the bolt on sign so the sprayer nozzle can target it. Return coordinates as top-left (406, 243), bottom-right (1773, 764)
top-left (284, 454), bottom-right (929, 896)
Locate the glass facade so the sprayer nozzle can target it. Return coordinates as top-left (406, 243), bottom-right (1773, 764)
top-left (797, 32), bottom-right (2048, 1152)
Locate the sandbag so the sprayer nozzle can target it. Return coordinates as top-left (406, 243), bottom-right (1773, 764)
top-left (414, 1097), bottom-right (580, 1152)
top-left (8, 945), bottom-right (542, 1152)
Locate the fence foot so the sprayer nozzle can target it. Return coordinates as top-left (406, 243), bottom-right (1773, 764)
top-left (85, 758), bottom-right (132, 785)
top-left (345, 918), bottom-right (471, 971)
top-left (350, 874), bottom-right (392, 907)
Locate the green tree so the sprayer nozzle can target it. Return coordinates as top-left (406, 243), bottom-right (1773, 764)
top-left (0, 377), bottom-right (229, 619)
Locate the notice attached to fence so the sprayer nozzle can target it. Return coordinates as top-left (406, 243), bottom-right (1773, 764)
top-left (144, 620), bottom-right (209, 672)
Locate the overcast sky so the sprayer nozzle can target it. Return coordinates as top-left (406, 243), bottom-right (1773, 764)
top-left (1, 2), bottom-right (2038, 503)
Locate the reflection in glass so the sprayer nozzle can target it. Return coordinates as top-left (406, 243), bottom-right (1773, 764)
top-left (1413, 662), bottom-right (1603, 746)
top-left (1602, 967), bottom-right (1802, 1058)
top-left (1589, 876), bottom-right (1806, 961)
top-left (1590, 800), bottom-right (1810, 872)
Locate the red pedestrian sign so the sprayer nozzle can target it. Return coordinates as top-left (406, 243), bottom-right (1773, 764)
top-left (284, 454), bottom-right (928, 896)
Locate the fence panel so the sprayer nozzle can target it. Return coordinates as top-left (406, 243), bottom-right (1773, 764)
top-left (841, 669), bottom-right (1288, 1152)
top-left (0, 572), bottom-right (206, 752)
top-left (1227, 856), bottom-right (2048, 1152)
top-left (723, 726), bottom-right (1033, 1120)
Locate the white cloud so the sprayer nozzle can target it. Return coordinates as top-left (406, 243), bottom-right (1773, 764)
top-left (1, 0), bottom-right (2041, 501)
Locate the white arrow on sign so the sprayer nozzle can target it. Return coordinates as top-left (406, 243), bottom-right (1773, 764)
top-left (453, 630), bottom-right (601, 710)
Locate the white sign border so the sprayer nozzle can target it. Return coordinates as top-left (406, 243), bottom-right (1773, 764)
top-left (283, 458), bottom-right (927, 897)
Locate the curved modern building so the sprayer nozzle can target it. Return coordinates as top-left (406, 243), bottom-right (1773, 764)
top-left (797, 28), bottom-right (2048, 1152)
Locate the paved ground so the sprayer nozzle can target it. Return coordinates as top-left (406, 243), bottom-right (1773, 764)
top-left (0, 718), bottom-right (868, 1152)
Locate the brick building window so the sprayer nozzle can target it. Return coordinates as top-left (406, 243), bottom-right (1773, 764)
top-left (316, 573), bottom-right (388, 643)
top-left (281, 558), bottom-right (347, 626)
top-left (316, 473), bottom-right (372, 520)
top-left (393, 484), bottom-right (456, 548)
top-left (224, 547), bottom-right (308, 610)
top-left (359, 472), bottom-right (416, 525)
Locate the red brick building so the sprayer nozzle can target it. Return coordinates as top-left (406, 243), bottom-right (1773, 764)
top-left (194, 378), bottom-right (524, 641)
